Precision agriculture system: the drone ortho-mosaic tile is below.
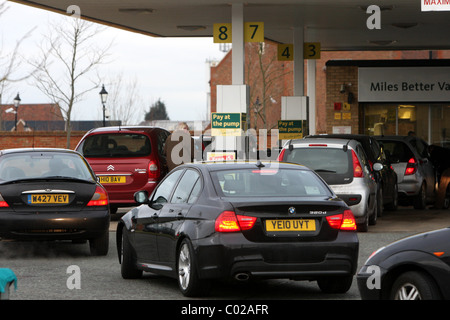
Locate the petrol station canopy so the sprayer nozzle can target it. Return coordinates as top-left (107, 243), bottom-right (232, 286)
top-left (9, 0), bottom-right (450, 51)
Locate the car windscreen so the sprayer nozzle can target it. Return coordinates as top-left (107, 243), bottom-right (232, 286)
top-left (378, 140), bottom-right (414, 163)
top-left (80, 133), bottom-right (151, 158)
top-left (211, 168), bottom-right (332, 197)
top-left (0, 152), bottom-right (95, 182)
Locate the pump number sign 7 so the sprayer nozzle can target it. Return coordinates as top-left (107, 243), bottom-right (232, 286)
top-left (213, 22), bottom-right (264, 43)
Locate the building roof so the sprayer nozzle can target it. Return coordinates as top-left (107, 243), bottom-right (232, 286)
top-left (0, 104), bottom-right (64, 122)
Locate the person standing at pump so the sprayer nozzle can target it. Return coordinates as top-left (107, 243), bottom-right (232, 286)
top-left (164, 122), bottom-right (194, 171)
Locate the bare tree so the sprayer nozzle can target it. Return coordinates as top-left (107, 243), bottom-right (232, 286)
top-left (29, 15), bottom-right (112, 147)
top-left (245, 42), bottom-right (292, 130)
top-left (0, 1), bottom-right (38, 130)
top-left (105, 73), bottom-right (145, 125)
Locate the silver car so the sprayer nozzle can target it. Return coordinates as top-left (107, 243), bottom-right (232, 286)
top-left (375, 135), bottom-right (436, 209)
top-left (278, 138), bottom-right (381, 231)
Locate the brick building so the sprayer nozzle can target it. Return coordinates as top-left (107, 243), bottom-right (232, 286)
top-left (210, 41), bottom-right (450, 144)
top-left (0, 103), bottom-right (63, 131)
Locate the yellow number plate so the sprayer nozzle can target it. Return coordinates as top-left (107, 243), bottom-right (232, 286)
top-left (99, 176), bottom-right (126, 184)
top-left (28, 194), bottom-right (69, 204)
top-left (266, 219), bottom-right (316, 232)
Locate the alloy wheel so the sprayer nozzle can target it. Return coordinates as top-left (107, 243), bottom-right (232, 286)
top-left (178, 243), bottom-right (191, 290)
top-left (394, 283), bottom-right (421, 300)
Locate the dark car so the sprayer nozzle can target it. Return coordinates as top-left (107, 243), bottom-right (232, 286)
top-left (375, 135), bottom-right (436, 209)
top-left (75, 126), bottom-right (170, 213)
top-left (307, 134), bottom-right (398, 214)
top-left (0, 148), bottom-right (110, 256)
top-left (116, 161), bottom-right (359, 297)
top-left (357, 227), bottom-right (450, 300)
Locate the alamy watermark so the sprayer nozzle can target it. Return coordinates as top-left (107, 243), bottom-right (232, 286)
top-left (366, 5), bottom-right (381, 30)
top-left (66, 265), bottom-right (81, 290)
top-left (365, 265), bottom-right (381, 290)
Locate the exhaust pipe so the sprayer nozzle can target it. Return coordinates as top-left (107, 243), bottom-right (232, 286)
top-left (234, 272), bottom-right (250, 281)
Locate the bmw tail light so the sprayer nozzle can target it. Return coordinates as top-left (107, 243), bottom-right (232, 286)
top-left (237, 215), bottom-right (257, 230)
top-left (351, 150), bottom-right (363, 178)
top-left (326, 210), bottom-right (357, 231)
top-left (215, 211), bottom-right (256, 232)
top-left (405, 157), bottom-right (418, 175)
top-left (87, 185), bottom-right (109, 206)
top-left (0, 193), bottom-right (8, 207)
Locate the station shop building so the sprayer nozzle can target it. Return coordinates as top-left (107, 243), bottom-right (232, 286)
top-left (326, 59), bottom-right (450, 146)
top-left (210, 42), bottom-right (450, 145)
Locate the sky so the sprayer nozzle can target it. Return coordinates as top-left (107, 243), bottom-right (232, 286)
top-left (0, 1), bottom-right (227, 123)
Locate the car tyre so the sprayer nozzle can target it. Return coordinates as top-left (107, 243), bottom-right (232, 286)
top-left (390, 271), bottom-right (441, 300)
top-left (317, 275), bottom-right (353, 294)
top-left (370, 188), bottom-right (381, 225)
top-left (413, 183), bottom-right (427, 209)
top-left (385, 183), bottom-right (398, 211)
top-left (177, 238), bottom-right (210, 297)
top-left (357, 212), bottom-right (369, 232)
top-left (443, 184), bottom-right (450, 209)
top-left (89, 229), bottom-right (109, 256)
top-left (120, 227), bottom-right (143, 279)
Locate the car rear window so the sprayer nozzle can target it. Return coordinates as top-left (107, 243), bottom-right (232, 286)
top-left (0, 152), bottom-right (95, 182)
top-left (284, 147), bottom-right (350, 174)
top-left (281, 147), bottom-right (354, 185)
top-left (378, 140), bottom-right (413, 162)
top-left (211, 168), bottom-right (332, 197)
top-left (80, 133), bottom-right (151, 158)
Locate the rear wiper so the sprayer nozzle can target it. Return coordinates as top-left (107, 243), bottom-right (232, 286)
top-left (314, 169), bottom-right (336, 173)
top-left (44, 176), bottom-right (95, 183)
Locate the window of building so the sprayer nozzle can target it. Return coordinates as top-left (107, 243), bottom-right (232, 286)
top-left (363, 103), bottom-right (433, 142)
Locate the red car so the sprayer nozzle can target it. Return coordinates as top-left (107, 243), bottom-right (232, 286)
top-left (75, 126), bottom-right (170, 213)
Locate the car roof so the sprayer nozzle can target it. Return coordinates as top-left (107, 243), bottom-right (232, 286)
top-left (85, 125), bottom-right (169, 134)
top-left (0, 147), bottom-right (81, 156)
top-left (285, 137), bottom-right (360, 149)
top-left (374, 135), bottom-right (417, 143)
top-left (181, 160), bottom-right (311, 172)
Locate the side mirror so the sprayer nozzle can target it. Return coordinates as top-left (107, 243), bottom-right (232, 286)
top-left (373, 162), bottom-right (383, 172)
top-left (134, 190), bottom-right (149, 204)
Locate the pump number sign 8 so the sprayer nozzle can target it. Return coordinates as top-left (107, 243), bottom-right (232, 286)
top-left (213, 22), bottom-right (264, 43)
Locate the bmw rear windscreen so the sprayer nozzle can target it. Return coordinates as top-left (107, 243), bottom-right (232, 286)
top-left (212, 168), bottom-right (332, 197)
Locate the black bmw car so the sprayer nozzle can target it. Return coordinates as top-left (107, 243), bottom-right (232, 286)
top-left (117, 161), bottom-right (359, 296)
top-left (357, 227), bottom-right (450, 299)
top-left (0, 148), bottom-right (110, 256)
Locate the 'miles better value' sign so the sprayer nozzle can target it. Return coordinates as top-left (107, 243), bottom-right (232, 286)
top-left (211, 112), bottom-right (246, 136)
top-left (358, 67), bottom-right (450, 102)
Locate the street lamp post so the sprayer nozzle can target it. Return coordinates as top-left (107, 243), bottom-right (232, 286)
top-left (99, 85), bottom-right (108, 127)
top-left (13, 93), bottom-right (21, 131)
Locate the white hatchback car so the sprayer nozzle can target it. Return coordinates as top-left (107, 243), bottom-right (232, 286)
top-left (278, 138), bottom-right (382, 231)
